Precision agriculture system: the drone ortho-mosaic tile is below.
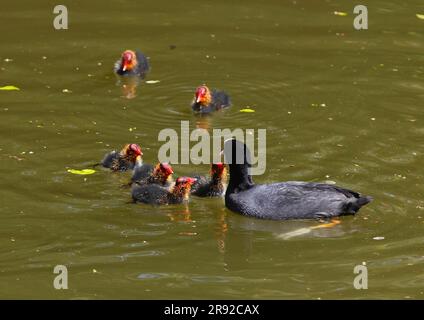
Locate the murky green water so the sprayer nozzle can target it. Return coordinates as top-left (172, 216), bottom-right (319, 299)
top-left (1, 0), bottom-right (424, 299)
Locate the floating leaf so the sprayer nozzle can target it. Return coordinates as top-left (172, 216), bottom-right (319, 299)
top-left (0, 85), bottom-right (20, 91)
top-left (240, 108), bottom-right (255, 113)
top-left (146, 80), bottom-right (160, 84)
top-left (417, 14), bottom-right (424, 20)
top-left (67, 169), bottom-right (96, 175)
top-left (334, 11), bottom-right (348, 16)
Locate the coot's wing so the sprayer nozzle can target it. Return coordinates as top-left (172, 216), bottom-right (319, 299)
top-left (211, 90), bottom-right (231, 110)
top-left (135, 51), bottom-right (150, 77)
top-left (227, 182), bottom-right (371, 220)
top-left (131, 183), bottom-right (168, 205)
top-left (190, 175), bottom-right (208, 194)
top-left (131, 163), bottom-right (154, 183)
top-left (101, 151), bottom-right (119, 169)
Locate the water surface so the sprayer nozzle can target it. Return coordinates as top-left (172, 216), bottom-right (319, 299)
top-left (1, 0), bottom-right (424, 299)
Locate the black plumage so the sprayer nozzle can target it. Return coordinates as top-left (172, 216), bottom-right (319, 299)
top-left (223, 139), bottom-right (372, 220)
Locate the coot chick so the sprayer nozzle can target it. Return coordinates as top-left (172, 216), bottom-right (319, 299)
top-left (132, 177), bottom-right (197, 205)
top-left (223, 139), bottom-right (373, 220)
top-left (191, 163), bottom-right (227, 197)
top-left (114, 50), bottom-right (149, 78)
top-left (132, 162), bottom-right (174, 187)
top-left (101, 143), bottom-right (142, 171)
top-left (191, 85), bottom-right (230, 113)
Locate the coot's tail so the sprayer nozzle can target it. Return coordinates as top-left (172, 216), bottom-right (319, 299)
top-left (344, 195), bottom-right (373, 215)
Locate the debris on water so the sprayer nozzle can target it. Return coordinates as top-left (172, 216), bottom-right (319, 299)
top-left (416, 14), bottom-right (424, 20)
top-left (373, 236), bottom-right (385, 240)
top-left (67, 169), bottom-right (96, 175)
top-left (62, 89), bottom-right (72, 93)
top-left (97, 62), bottom-right (102, 66)
top-left (0, 85), bottom-right (20, 91)
top-left (92, 269), bottom-right (98, 273)
top-left (129, 127), bottom-right (137, 132)
top-left (146, 80), bottom-right (160, 84)
top-left (240, 108), bottom-right (255, 113)
top-left (4, 58), bottom-right (13, 62)
top-left (333, 11), bottom-right (348, 16)
top-left (371, 117), bottom-right (376, 121)
top-left (169, 44), bottom-right (177, 50)
top-left (42, 56), bottom-right (47, 60)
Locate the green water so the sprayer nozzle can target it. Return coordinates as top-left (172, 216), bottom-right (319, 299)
top-left (1, 0), bottom-right (424, 299)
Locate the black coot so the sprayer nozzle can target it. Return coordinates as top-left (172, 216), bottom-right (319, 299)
top-left (223, 139), bottom-right (372, 220)
top-left (191, 85), bottom-right (230, 113)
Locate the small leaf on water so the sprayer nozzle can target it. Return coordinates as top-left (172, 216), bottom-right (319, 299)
top-left (416, 14), bottom-right (424, 20)
top-left (145, 80), bottom-right (160, 84)
top-left (67, 169), bottom-right (96, 175)
top-left (0, 85), bottom-right (20, 91)
top-left (334, 11), bottom-right (348, 16)
top-left (240, 108), bottom-right (255, 113)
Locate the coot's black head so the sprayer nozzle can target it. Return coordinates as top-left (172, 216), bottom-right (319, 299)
top-left (223, 139), bottom-right (253, 190)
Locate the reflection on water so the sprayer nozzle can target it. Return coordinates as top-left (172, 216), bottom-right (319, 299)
top-left (117, 76), bottom-right (141, 100)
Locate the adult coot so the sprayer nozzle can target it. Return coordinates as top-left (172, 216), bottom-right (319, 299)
top-left (191, 85), bottom-right (230, 113)
top-left (223, 139), bottom-right (372, 220)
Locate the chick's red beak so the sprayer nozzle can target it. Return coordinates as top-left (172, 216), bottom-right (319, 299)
top-left (195, 87), bottom-right (207, 103)
top-left (187, 177), bottom-right (197, 184)
top-left (121, 51), bottom-right (134, 72)
top-left (129, 144), bottom-right (142, 156)
top-left (161, 163), bottom-right (174, 176)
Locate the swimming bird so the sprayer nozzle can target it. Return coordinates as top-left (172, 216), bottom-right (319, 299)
top-left (114, 49), bottom-right (149, 78)
top-left (191, 163), bottom-right (227, 197)
top-left (101, 143), bottom-right (143, 171)
top-left (223, 139), bottom-right (372, 220)
top-left (191, 85), bottom-right (230, 113)
top-left (132, 177), bottom-right (197, 205)
top-left (132, 162), bottom-right (174, 187)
